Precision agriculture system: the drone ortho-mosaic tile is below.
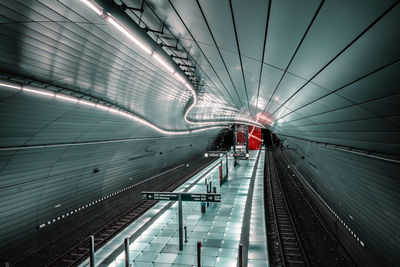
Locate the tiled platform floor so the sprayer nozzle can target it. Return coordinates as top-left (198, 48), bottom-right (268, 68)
top-left (80, 149), bottom-right (268, 267)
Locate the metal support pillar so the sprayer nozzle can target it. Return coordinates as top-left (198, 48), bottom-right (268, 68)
top-left (245, 125), bottom-right (249, 155)
top-left (225, 155), bottom-right (229, 177)
top-left (184, 226), bottom-right (188, 242)
top-left (197, 242), bottom-right (202, 267)
top-left (89, 235), bottom-right (95, 267)
top-left (124, 238), bottom-right (129, 267)
top-left (178, 194), bottom-right (183, 250)
top-left (233, 124), bottom-right (237, 152)
top-left (238, 243), bottom-right (243, 267)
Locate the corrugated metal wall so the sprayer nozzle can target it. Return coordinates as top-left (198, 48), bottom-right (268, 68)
top-left (282, 137), bottom-right (400, 266)
top-left (0, 91), bottom-right (221, 260)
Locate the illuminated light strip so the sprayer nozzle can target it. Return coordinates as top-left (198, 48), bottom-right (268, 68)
top-left (109, 107), bottom-right (121, 114)
top-left (56, 94), bottom-right (78, 103)
top-left (106, 16), bottom-right (151, 55)
top-left (153, 53), bottom-right (174, 73)
top-left (174, 73), bottom-right (186, 83)
top-left (0, 82), bottom-right (21, 90)
top-left (81, 0), bottom-right (103, 15)
top-left (249, 134), bottom-right (262, 142)
top-left (79, 99), bottom-right (96, 107)
top-left (182, 82), bottom-right (263, 128)
top-left (79, 1), bottom-right (264, 129)
top-left (23, 86), bottom-right (54, 97)
top-left (96, 103), bottom-right (109, 111)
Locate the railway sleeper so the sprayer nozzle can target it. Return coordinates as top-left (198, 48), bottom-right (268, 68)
top-left (288, 260), bottom-right (304, 264)
top-left (61, 259), bottom-right (77, 263)
top-left (285, 251), bottom-right (302, 257)
top-left (282, 236), bottom-right (296, 240)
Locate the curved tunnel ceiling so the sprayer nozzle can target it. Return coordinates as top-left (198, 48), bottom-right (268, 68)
top-left (0, 0), bottom-right (400, 154)
top-left (0, 0), bottom-right (262, 135)
top-left (142, 0), bottom-right (400, 156)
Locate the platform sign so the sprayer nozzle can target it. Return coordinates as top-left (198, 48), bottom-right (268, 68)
top-left (233, 152), bottom-right (249, 159)
top-left (205, 151), bottom-right (229, 185)
top-left (141, 191), bottom-right (221, 251)
top-left (181, 193), bottom-right (221, 202)
top-left (142, 192), bottom-right (178, 201)
top-left (205, 150), bottom-right (229, 158)
top-left (205, 152), bottom-right (222, 157)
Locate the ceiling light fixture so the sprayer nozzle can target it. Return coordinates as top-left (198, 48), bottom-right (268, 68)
top-left (23, 86), bottom-right (54, 97)
top-left (79, 99), bottom-right (96, 107)
top-left (96, 104), bottom-right (109, 111)
top-left (81, 0), bottom-right (103, 16)
top-left (174, 73), bottom-right (186, 84)
top-left (56, 94), bottom-right (78, 103)
top-left (153, 53), bottom-right (174, 73)
top-left (109, 107), bottom-right (121, 114)
top-left (0, 82), bottom-right (21, 90)
top-left (78, 1), bottom-right (264, 129)
top-left (106, 16), bottom-right (151, 55)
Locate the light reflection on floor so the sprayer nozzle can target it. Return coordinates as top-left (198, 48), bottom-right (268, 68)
top-left (80, 150), bottom-right (268, 267)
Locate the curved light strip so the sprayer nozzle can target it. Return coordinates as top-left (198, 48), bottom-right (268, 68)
top-left (80, 0), bottom-right (264, 130)
top-left (0, 80), bottom-right (228, 135)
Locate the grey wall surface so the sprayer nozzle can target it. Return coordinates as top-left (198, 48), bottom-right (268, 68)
top-left (281, 137), bottom-right (400, 266)
top-left (1, 0), bottom-right (399, 265)
top-left (0, 89), bottom-right (221, 261)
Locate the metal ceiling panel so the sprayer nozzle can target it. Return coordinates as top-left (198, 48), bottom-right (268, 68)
top-left (336, 61), bottom-right (400, 104)
top-left (312, 4), bottom-right (400, 90)
top-left (288, 0), bottom-right (395, 80)
top-left (264, 0), bottom-right (321, 69)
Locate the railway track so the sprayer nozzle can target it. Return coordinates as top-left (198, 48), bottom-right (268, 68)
top-left (46, 159), bottom-right (213, 267)
top-left (275, 149), bottom-right (355, 267)
top-left (266, 148), bottom-right (309, 267)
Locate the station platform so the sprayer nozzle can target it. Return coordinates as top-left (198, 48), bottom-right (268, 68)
top-left (79, 149), bottom-right (269, 267)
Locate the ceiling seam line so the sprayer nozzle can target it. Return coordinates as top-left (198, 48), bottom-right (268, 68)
top-left (195, 0), bottom-right (245, 110)
top-left (125, 0), bottom-right (229, 107)
top-left (254, 0), bottom-right (272, 116)
top-left (280, 114), bottom-right (398, 128)
top-left (277, 134), bottom-right (400, 163)
top-left (0, 73), bottom-right (240, 132)
top-left (228, 0), bottom-right (252, 117)
top-left (145, 32), bottom-right (335, 90)
top-left (281, 90), bottom-right (400, 125)
top-left (0, 133), bottom-right (220, 152)
top-left (48, 1), bottom-right (201, 119)
top-left (263, 0), bottom-right (326, 114)
top-left (22, 0), bottom-right (212, 122)
top-left (13, 1), bottom-right (167, 83)
top-left (3, 13), bottom-right (191, 101)
top-left (267, 0), bottom-right (399, 119)
top-left (167, 0), bottom-right (241, 109)
top-left (277, 58), bottom-right (400, 123)
top-left (278, 130), bottom-right (400, 134)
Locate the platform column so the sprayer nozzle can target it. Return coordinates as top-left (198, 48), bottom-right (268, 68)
top-left (124, 238), bottom-right (129, 267)
top-left (178, 193), bottom-right (183, 250)
top-left (89, 235), bottom-right (95, 267)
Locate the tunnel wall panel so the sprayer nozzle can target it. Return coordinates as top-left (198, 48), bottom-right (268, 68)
top-left (0, 91), bottom-right (222, 261)
top-left (0, 132), bottom-right (218, 260)
top-left (281, 137), bottom-right (400, 266)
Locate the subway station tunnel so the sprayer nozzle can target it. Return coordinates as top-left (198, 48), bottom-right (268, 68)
top-left (0, 0), bottom-right (399, 266)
